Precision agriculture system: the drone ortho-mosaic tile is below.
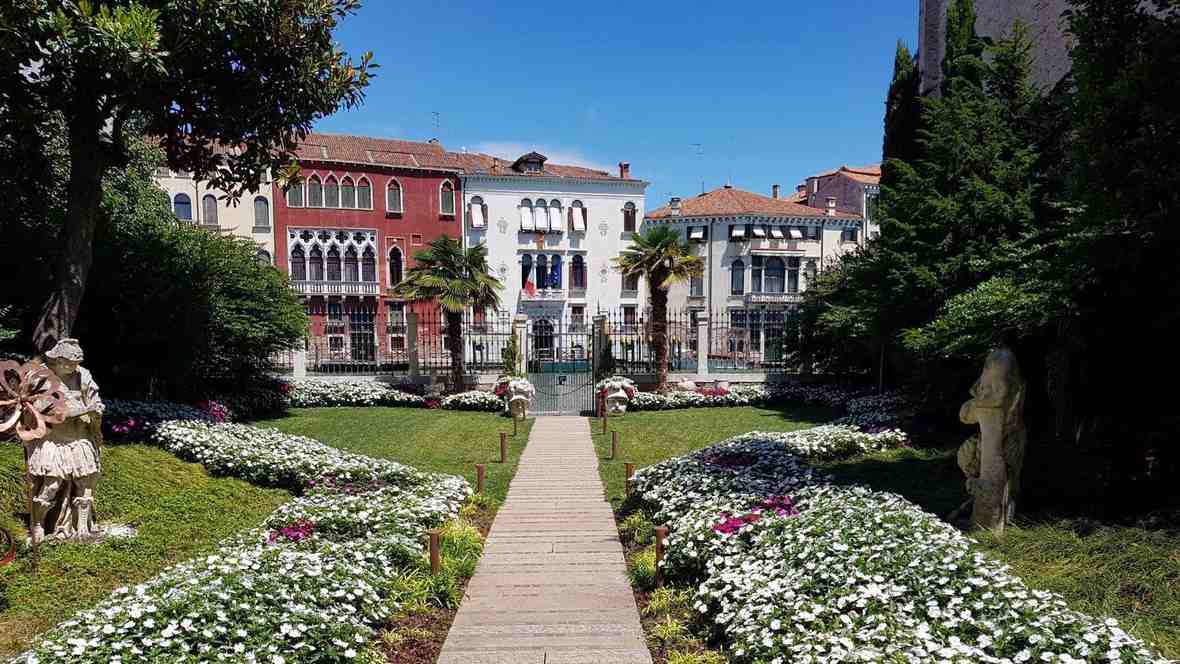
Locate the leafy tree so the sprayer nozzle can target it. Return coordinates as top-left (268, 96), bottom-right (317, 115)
top-left (393, 237), bottom-right (502, 392)
top-left (613, 227), bottom-right (704, 391)
top-left (1, 0), bottom-right (374, 351)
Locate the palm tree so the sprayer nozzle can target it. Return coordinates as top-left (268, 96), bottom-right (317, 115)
top-left (613, 226), bottom-right (704, 391)
top-left (393, 236), bottom-right (502, 391)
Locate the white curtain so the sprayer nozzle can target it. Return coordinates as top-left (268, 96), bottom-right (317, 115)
top-left (572, 207), bottom-right (586, 231)
top-left (470, 203), bottom-right (485, 228)
top-left (520, 206), bottom-right (534, 231)
top-left (548, 205), bottom-right (563, 232)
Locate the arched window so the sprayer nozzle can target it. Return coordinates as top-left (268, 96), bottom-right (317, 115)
top-left (764, 257), bottom-right (785, 293)
top-left (623, 201), bottom-right (637, 232)
top-left (521, 254), bottom-right (533, 287)
top-left (388, 247), bottom-right (403, 286)
top-left (308, 246), bottom-right (324, 281)
top-left (326, 246), bottom-right (342, 281)
top-left (533, 199), bottom-right (547, 232)
top-left (256, 250), bottom-right (272, 265)
top-left (361, 247), bottom-right (376, 282)
top-left (285, 182), bottom-right (303, 207)
top-left (341, 176), bottom-right (356, 208)
top-left (386, 179), bottom-right (403, 212)
top-left (440, 181), bottom-right (456, 215)
top-left (324, 175), bottom-right (339, 208)
top-left (731, 259), bottom-right (745, 295)
top-left (357, 177), bottom-right (372, 209)
top-left (571, 255), bottom-right (586, 289)
top-left (535, 254), bottom-right (549, 289)
top-left (343, 246), bottom-right (359, 281)
top-left (547, 201), bottom-right (563, 233)
top-left (468, 195), bottom-right (486, 228)
top-left (173, 193), bottom-right (192, 220)
top-left (570, 200), bottom-right (586, 232)
top-left (253, 197), bottom-right (270, 228)
top-left (550, 254), bottom-right (562, 289)
top-left (202, 194), bottom-right (218, 225)
top-left (307, 175), bottom-right (323, 207)
top-left (519, 198), bottom-right (534, 231)
top-left (289, 246), bottom-right (306, 281)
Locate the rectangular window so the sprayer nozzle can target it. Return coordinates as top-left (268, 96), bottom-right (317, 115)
top-left (623, 305), bottom-right (637, 326)
top-left (411, 234), bottom-right (423, 245)
top-left (788, 257), bottom-right (801, 293)
top-left (623, 273), bottom-right (640, 292)
top-left (690, 273), bottom-right (704, 297)
top-left (623, 208), bottom-right (636, 232)
top-left (806, 226), bottom-right (820, 241)
top-left (328, 336), bottom-right (345, 351)
top-left (751, 256), bottom-right (764, 293)
top-left (689, 226), bottom-right (706, 241)
top-left (571, 305), bottom-right (585, 325)
top-left (841, 228), bottom-right (859, 242)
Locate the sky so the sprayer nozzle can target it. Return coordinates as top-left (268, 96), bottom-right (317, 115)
top-left (314, 1), bottom-right (919, 206)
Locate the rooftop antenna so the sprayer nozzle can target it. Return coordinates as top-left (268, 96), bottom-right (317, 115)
top-left (691, 143), bottom-right (705, 194)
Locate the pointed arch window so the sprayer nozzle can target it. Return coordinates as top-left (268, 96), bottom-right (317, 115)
top-left (357, 177), bottom-right (372, 209)
top-left (308, 246), bottom-right (324, 281)
top-left (361, 247), bottom-right (376, 282)
top-left (623, 202), bottom-right (637, 232)
top-left (326, 247), bottom-right (342, 281)
top-left (173, 193), bottom-right (192, 220)
top-left (571, 255), bottom-right (586, 289)
top-left (285, 182), bottom-right (303, 207)
top-left (202, 194), bottom-right (218, 225)
top-left (290, 246), bottom-right (307, 281)
top-left (521, 254), bottom-right (533, 288)
top-left (343, 246), bottom-right (359, 281)
top-left (341, 176), bottom-right (356, 208)
top-left (388, 247), bottom-right (404, 286)
top-left (386, 179), bottom-right (403, 213)
top-left (253, 197), bottom-right (270, 228)
top-left (440, 181), bottom-right (456, 215)
top-left (519, 199), bottom-right (534, 231)
top-left (535, 254), bottom-right (549, 289)
top-left (731, 259), bottom-right (745, 295)
top-left (324, 175), bottom-right (340, 208)
top-left (307, 175), bottom-right (323, 207)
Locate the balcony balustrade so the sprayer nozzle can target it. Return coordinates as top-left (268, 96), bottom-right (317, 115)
top-left (744, 292), bottom-right (803, 305)
top-left (292, 280), bottom-right (380, 296)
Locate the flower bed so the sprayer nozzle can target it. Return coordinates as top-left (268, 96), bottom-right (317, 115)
top-left (631, 432), bottom-right (1169, 664)
top-left (439, 390), bottom-right (503, 412)
top-left (104, 398), bottom-right (215, 440)
top-left (287, 379), bottom-right (426, 408)
top-left (15, 415), bottom-right (469, 663)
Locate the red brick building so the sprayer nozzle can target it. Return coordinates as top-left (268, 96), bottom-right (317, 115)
top-left (273, 133), bottom-right (466, 365)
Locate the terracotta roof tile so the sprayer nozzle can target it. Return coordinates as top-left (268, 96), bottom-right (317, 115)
top-left (647, 186), bottom-right (860, 221)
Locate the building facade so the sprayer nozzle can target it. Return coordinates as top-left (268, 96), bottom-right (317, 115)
top-left (461, 153), bottom-right (647, 347)
top-left (155, 168), bottom-right (276, 261)
top-left (272, 133), bottom-right (465, 365)
top-left (647, 185), bottom-right (864, 359)
top-left (796, 164), bottom-right (881, 239)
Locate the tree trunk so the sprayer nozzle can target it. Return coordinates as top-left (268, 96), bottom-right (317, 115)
top-left (650, 280), bottom-right (669, 392)
top-left (446, 310), bottom-right (464, 392)
top-left (33, 107), bottom-right (104, 352)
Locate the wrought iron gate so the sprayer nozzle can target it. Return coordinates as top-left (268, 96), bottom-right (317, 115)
top-left (526, 317), bottom-right (597, 415)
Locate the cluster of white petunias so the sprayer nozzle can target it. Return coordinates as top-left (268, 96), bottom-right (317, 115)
top-left (627, 384), bottom-right (913, 428)
top-left (287, 379), bottom-right (425, 408)
top-left (439, 390), bottom-right (503, 412)
top-left (14, 418), bottom-right (470, 664)
top-left (633, 431), bottom-right (1172, 664)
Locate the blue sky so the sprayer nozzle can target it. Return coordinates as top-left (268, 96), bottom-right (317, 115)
top-left (315, 1), bottom-right (918, 205)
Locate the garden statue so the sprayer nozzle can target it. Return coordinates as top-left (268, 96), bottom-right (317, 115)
top-left (596, 376), bottom-right (637, 415)
top-left (502, 377), bottom-right (535, 419)
top-left (28, 340), bottom-right (105, 542)
top-left (955, 346), bottom-right (1026, 532)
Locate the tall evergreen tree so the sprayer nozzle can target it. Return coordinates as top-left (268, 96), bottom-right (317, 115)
top-left (883, 41), bottom-right (921, 164)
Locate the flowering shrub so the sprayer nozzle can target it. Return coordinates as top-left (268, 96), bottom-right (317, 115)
top-left (16, 411), bottom-right (470, 664)
top-left (631, 432), bottom-right (1170, 664)
top-left (287, 379), bottom-right (426, 408)
top-left (629, 385), bottom-right (771, 411)
top-left (196, 399), bottom-right (230, 423)
top-left (695, 386), bottom-right (730, 398)
top-left (440, 390), bottom-right (503, 412)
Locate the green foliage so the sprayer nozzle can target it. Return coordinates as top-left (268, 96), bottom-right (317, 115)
top-left (501, 328), bottom-right (521, 377)
top-left (883, 41), bottom-right (922, 162)
top-left (613, 226), bottom-right (704, 291)
top-left (73, 138), bottom-right (307, 399)
top-left (620, 511), bottom-right (655, 546)
top-left (627, 546), bottom-right (658, 591)
top-left (666, 651), bottom-right (729, 664)
top-left (394, 237), bottom-right (502, 314)
top-left (902, 276), bottom-right (1050, 359)
top-left (644, 587), bottom-right (694, 617)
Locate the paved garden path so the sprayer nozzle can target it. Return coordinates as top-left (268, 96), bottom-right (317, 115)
top-left (437, 416), bottom-right (652, 664)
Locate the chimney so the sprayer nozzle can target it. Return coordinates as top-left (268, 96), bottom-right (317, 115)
top-left (619, 162), bottom-right (631, 179)
top-left (670, 197), bottom-right (682, 216)
top-left (825, 196), bottom-right (837, 216)
top-left (772, 184), bottom-right (781, 199)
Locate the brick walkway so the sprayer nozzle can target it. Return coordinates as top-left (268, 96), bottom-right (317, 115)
top-left (437, 416), bottom-right (652, 664)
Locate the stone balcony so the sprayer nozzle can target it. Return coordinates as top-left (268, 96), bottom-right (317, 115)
top-left (744, 292), bottom-right (803, 305)
top-left (292, 280), bottom-right (380, 296)
top-left (519, 288), bottom-right (567, 302)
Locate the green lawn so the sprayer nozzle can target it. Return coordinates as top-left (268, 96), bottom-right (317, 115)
top-left (595, 407), bottom-right (1180, 659)
top-left (254, 408), bottom-right (534, 506)
top-left (0, 443), bottom-right (290, 656)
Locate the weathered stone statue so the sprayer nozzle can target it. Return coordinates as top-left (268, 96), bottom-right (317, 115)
top-left (27, 340), bottom-right (105, 542)
top-left (505, 378), bottom-right (534, 419)
top-left (956, 346), bottom-right (1026, 532)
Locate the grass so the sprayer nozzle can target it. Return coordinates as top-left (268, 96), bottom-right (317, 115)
top-left (254, 408), bottom-right (534, 506)
top-left (596, 406), bottom-right (1180, 660)
top-left (0, 443), bottom-right (290, 656)
top-left (589, 405), bottom-right (836, 507)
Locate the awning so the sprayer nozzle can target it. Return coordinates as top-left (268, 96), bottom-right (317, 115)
top-left (469, 203), bottom-right (485, 228)
top-left (520, 207), bottom-right (534, 231)
top-left (548, 208), bottom-right (563, 233)
top-left (533, 207), bottom-right (547, 232)
top-left (752, 225), bottom-right (767, 238)
top-left (730, 225), bottom-right (746, 239)
top-left (571, 207), bottom-right (586, 232)
top-left (769, 226), bottom-right (785, 239)
top-left (689, 226), bottom-right (706, 240)
top-left (789, 228), bottom-right (804, 239)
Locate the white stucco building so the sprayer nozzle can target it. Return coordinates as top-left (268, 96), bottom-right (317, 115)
top-left (461, 152), bottom-right (648, 336)
top-left (154, 167), bottom-right (276, 262)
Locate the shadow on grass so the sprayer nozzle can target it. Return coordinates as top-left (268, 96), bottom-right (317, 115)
top-left (820, 447), bottom-right (967, 518)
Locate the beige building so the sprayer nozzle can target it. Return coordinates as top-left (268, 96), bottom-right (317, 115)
top-left (154, 168), bottom-right (276, 263)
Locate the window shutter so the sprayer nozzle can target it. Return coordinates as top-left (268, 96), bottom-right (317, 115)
top-left (520, 206), bottom-right (534, 231)
top-left (481, 203), bottom-right (488, 225)
top-left (549, 207), bottom-right (563, 233)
